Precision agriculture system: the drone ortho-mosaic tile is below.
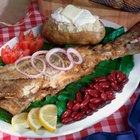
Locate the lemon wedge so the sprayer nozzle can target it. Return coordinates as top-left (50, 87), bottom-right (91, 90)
top-left (39, 104), bottom-right (58, 132)
top-left (27, 107), bottom-right (42, 131)
top-left (11, 112), bottom-right (29, 131)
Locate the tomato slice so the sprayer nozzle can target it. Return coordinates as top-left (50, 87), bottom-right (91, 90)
top-left (19, 32), bottom-right (25, 42)
top-left (22, 49), bottom-right (30, 56)
top-left (2, 54), bottom-right (10, 64)
top-left (20, 41), bottom-right (30, 50)
top-left (1, 31), bottom-right (44, 64)
top-left (12, 43), bottom-right (20, 52)
top-left (28, 30), bottom-right (34, 40)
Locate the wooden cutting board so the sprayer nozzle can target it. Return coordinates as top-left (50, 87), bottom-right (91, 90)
top-left (38, 0), bottom-right (140, 29)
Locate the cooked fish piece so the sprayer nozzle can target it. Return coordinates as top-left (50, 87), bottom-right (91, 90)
top-left (0, 21), bottom-right (140, 115)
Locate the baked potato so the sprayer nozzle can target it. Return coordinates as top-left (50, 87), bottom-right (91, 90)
top-left (42, 5), bottom-right (106, 45)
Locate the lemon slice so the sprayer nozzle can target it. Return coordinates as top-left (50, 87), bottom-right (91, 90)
top-left (27, 107), bottom-right (42, 131)
top-left (39, 104), bottom-right (58, 132)
top-left (11, 112), bottom-right (29, 131)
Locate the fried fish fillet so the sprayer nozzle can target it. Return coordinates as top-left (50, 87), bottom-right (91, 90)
top-left (0, 21), bottom-right (140, 115)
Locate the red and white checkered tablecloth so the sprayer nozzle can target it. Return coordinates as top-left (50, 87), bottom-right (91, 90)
top-left (0, 0), bottom-right (140, 140)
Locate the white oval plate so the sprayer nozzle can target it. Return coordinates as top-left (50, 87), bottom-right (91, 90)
top-left (0, 20), bottom-right (140, 138)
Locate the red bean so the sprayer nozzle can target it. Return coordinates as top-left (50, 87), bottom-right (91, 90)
top-left (100, 92), bottom-right (107, 101)
top-left (76, 92), bottom-right (83, 103)
top-left (94, 76), bottom-right (107, 82)
top-left (86, 89), bottom-right (99, 97)
top-left (67, 99), bottom-right (74, 110)
top-left (74, 100), bottom-right (78, 104)
top-left (73, 112), bottom-right (84, 121)
top-left (88, 103), bottom-right (97, 111)
top-left (84, 93), bottom-right (91, 100)
top-left (107, 75), bottom-right (116, 82)
top-left (86, 109), bottom-right (93, 115)
top-left (110, 70), bottom-right (116, 79)
top-left (121, 77), bottom-right (128, 84)
top-left (111, 82), bottom-right (119, 91)
top-left (117, 71), bottom-right (125, 82)
top-left (90, 98), bottom-right (102, 104)
top-left (61, 109), bottom-right (72, 119)
top-left (107, 94), bottom-right (115, 100)
top-left (80, 87), bottom-right (87, 93)
top-left (88, 83), bottom-right (95, 89)
top-left (80, 98), bottom-right (90, 109)
top-left (72, 103), bottom-right (80, 112)
top-left (62, 117), bottom-right (73, 124)
top-left (105, 90), bottom-right (114, 96)
top-left (99, 81), bottom-right (110, 89)
top-left (93, 84), bottom-right (104, 93)
top-left (81, 106), bottom-right (88, 114)
top-left (71, 111), bottom-right (78, 118)
top-left (62, 71), bottom-right (128, 124)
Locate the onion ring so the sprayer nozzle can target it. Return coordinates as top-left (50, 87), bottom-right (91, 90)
top-left (15, 56), bottom-right (46, 78)
top-left (46, 48), bottom-right (74, 71)
top-left (67, 48), bottom-right (83, 64)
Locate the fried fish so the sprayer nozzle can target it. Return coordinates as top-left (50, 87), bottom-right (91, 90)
top-left (0, 21), bottom-right (140, 115)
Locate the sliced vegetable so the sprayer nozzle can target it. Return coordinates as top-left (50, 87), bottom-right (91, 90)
top-left (1, 30), bottom-right (44, 64)
top-left (15, 48), bottom-right (83, 78)
top-left (19, 31), bottom-right (44, 54)
top-left (1, 45), bottom-right (30, 64)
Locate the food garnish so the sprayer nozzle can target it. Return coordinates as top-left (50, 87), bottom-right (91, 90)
top-left (11, 112), bottom-right (29, 131)
top-left (14, 48), bottom-right (83, 78)
top-left (27, 108), bottom-right (42, 131)
top-left (19, 31), bottom-right (44, 54)
top-left (39, 104), bottom-right (58, 132)
top-left (1, 30), bottom-right (44, 64)
top-left (12, 104), bottom-right (57, 133)
top-left (1, 45), bottom-right (30, 64)
top-left (61, 71), bottom-right (128, 124)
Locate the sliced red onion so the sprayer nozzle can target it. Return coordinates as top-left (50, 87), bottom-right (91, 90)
top-left (31, 50), bottom-right (48, 73)
top-left (14, 48), bottom-right (83, 77)
top-left (67, 48), bottom-right (83, 64)
top-left (46, 48), bottom-right (74, 71)
top-left (15, 56), bottom-right (45, 78)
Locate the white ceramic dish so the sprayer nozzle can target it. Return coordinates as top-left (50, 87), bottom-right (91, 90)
top-left (0, 20), bottom-right (140, 138)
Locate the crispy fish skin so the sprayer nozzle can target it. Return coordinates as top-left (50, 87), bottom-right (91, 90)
top-left (0, 21), bottom-right (140, 115)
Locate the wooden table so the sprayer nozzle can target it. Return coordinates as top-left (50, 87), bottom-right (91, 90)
top-left (38, 0), bottom-right (140, 29)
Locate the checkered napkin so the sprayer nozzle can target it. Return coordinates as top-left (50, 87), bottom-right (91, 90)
top-left (0, 0), bottom-right (140, 140)
top-left (89, 0), bottom-right (140, 13)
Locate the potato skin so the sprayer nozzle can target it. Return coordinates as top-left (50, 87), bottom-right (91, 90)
top-left (42, 18), bottom-right (105, 45)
